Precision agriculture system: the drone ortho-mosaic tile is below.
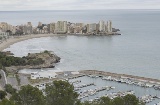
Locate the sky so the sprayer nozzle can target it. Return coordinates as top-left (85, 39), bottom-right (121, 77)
top-left (0, 0), bottom-right (160, 11)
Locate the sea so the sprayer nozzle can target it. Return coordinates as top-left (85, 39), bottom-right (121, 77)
top-left (1, 10), bottom-right (160, 104)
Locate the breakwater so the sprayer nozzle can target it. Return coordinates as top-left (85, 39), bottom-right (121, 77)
top-left (79, 70), bottom-right (160, 87)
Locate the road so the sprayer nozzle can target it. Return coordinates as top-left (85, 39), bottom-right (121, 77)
top-left (0, 70), bottom-right (7, 89)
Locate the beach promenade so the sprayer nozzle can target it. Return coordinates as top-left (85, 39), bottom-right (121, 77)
top-left (0, 34), bottom-right (59, 51)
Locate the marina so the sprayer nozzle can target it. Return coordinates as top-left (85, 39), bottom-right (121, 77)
top-left (80, 70), bottom-right (160, 90)
top-left (26, 69), bottom-right (160, 105)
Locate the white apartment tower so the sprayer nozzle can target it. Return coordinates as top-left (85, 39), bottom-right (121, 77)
top-left (107, 20), bottom-right (112, 32)
top-left (55, 21), bottom-right (67, 34)
top-left (27, 22), bottom-right (33, 34)
top-left (99, 20), bottom-right (106, 32)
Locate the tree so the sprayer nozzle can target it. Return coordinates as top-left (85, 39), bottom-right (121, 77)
top-left (0, 74), bottom-right (2, 79)
top-left (45, 80), bottom-right (79, 105)
top-left (6, 30), bottom-right (12, 35)
top-left (112, 97), bottom-right (124, 105)
top-left (123, 94), bottom-right (139, 105)
top-left (81, 101), bottom-right (92, 105)
top-left (0, 90), bottom-right (7, 100)
top-left (0, 63), bottom-right (2, 69)
top-left (11, 85), bottom-right (45, 105)
top-left (81, 95), bottom-right (145, 105)
top-left (5, 84), bottom-right (17, 95)
top-left (99, 96), bottom-right (112, 105)
top-left (0, 98), bottom-right (15, 105)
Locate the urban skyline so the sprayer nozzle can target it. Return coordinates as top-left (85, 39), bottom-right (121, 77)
top-left (0, 20), bottom-right (119, 36)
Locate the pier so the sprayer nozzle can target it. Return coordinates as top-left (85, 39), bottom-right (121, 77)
top-left (79, 70), bottom-right (160, 84)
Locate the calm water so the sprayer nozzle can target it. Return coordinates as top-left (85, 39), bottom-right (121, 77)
top-left (69, 76), bottom-right (160, 105)
top-left (2, 10), bottom-right (160, 79)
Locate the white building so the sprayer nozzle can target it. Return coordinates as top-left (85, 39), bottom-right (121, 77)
top-left (99, 20), bottom-right (106, 32)
top-left (0, 28), bottom-right (9, 36)
top-left (0, 22), bottom-right (12, 32)
top-left (55, 21), bottom-right (67, 34)
top-left (31, 70), bottom-right (58, 79)
top-left (87, 23), bottom-right (97, 33)
top-left (107, 20), bottom-right (112, 32)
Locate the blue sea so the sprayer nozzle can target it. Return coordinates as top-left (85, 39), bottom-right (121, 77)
top-left (1, 9), bottom-right (160, 105)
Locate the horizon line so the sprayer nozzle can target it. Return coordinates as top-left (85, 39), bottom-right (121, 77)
top-left (0, 9), bottom-right (160, 12)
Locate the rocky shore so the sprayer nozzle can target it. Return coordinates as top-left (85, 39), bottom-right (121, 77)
top-left (5, 51), bottom-right (60, 73)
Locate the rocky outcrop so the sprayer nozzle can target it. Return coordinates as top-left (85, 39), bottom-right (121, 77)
top-left (27, 51), bottom-right (61, 69)
top-left (5, 51), bottom-right (61, 73)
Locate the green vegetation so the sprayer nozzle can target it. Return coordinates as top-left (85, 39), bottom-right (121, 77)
top-left (27, 58), bottom-right (44, 66)
top-left (5, 84), bottom-right (17, 95)
top-left (44, 50), bottom-right (50, 54)
top-left (81, 94), bottom-right (144, 105)
top-left (0, 81), bottom-right (144, 105)
top-left (0, 52), bottom-right (26, 68)
top-left (0, 99), bottom-right (15, 105)
top-left (0, 36), bottom-right (2, 40)
top-left (45, 80), bottom-right (80, 105)
top-left (0, 90), bottom-right (7, 100)
top-left (0, 52), bottom-right (44, 69)
top-left (11, 85), bottom-right (45, 105)
top-left (0, 74), bottom-right (1, 79)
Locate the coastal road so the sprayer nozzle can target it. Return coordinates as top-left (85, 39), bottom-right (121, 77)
top-left (0, 70), bottom-right (8, 89)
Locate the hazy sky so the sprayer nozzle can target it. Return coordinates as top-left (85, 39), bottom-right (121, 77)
top-left (0, 0), bottom-right (160, 11)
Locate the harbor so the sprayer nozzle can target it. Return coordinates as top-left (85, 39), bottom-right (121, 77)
top-left (22, 70), bottom-right (160, 105)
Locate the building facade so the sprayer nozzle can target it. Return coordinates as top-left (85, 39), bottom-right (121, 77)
top-left (99, 20), bottom-right (106, 32)
top-left (87, 23), bottom-right (97, 34)
top-left (55, 21), bottom-right (67, 34)
top-left (107, 20), bottom-right (112, 32)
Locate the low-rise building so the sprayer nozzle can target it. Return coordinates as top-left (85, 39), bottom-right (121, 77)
top-left (31, 71), bottom-right (58, 79)
top-left (0, 22), bottom-right (13, 35)
top-left (87, 23), bottom-right (97, 34)
top-left (74, 23), bottom-right (84, 34)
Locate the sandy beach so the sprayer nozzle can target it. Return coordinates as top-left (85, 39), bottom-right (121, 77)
top-left (0, 34), bottom-right (60, 51)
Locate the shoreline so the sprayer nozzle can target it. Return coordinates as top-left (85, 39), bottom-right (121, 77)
top-left (0, 33), bottom-right (120, 52)
top-left (0, 34), bottom-right (60, 51)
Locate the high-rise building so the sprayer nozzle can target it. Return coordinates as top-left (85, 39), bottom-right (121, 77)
top-left (21, 22), bottom-right (33, 34)
top-left (99, 20), bottom-right (106, 32)
top-left (27, 22), bottom-right (32, 26)
top-left (38, 22), bottom-right (42, 27)
top-left (22, 25), bottom-right (28, 34)
top-left (55, 21), bottom-right (67, 34)
top-left (27, 22), bottom-right (33, 34)
top-left (11, 26), bottom-right (16, 35)
top-left (107, 20), bottom-right (112, 32)
top-left (49, 23), bottom-right (56, 33)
